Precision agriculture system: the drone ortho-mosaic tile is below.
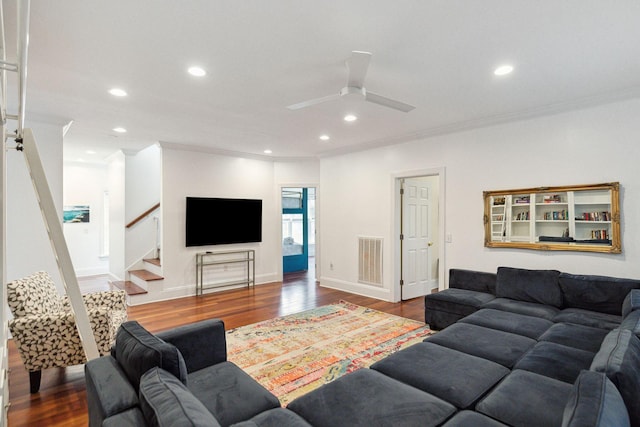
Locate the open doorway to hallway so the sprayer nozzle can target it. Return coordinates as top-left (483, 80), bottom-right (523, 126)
top-left (282, 187), bottom-right (316, 277)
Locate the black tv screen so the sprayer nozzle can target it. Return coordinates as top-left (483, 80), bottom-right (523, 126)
top-left (186, 197), bottom-right (262, 246)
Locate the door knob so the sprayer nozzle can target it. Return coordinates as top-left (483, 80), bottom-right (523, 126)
top-left (428, 241), bottom-right (433, 247)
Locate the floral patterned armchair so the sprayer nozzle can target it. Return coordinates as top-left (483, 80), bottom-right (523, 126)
top-left (7, 271), bottom-right (127, 393)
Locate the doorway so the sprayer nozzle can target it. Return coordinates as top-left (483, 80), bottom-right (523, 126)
top-left (282, 187), bottom-right (316, 274)
top-left (395, 171), bottom-right (444, 301)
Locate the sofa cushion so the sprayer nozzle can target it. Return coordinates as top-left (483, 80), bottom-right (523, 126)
top-left (621, 309), bottom-right (640, 336)
top-left (590, 328), bottom-right (640, 427)
top-left (622, 289), bottom-right (640, 318)
top-left (562, 370), bottom-right (630, 427)
top-left (554, 308), bottom-right (621, 330)
top-left (495, 267), bottom-right (562, 308)
top-left (139, 367), bottom-right (221, 427)
top-left (559, 273), bottom-right (640, 315)
top-left (514, 342), bottom-right (595, 383)
top-left (425, 323), bottom-right (535, 368)
top-left (425, 288), bottom-right (495, 316)
top-left (449, 269), bottom-right (497, 294)
top-left (441, 410), bottom-right (509, 426)
top-left (230, 408), bottom-right (312, 427)
top-left (112, 321), bottom-right (188, 390)
top-left (539, 323), bottom-right (609, 353)
top-left (459, 308), bottom-right (553, 339)
top-left (476, 370), bottom-right (573, 427)
top-left (371, 342), bottom-right (509, 409)
top-left (483, 297), bottom-right (560, 321)
top-left (287, 369), bottom-right (456, 427)
top-left (188, 361), bottom-right (280, 427)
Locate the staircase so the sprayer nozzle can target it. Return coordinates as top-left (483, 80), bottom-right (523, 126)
top-left (110, 257), bottom-right (163, 297)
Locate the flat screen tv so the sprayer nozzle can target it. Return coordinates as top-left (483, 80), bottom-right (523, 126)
top-left (186, 197), bottom-right (262, 247)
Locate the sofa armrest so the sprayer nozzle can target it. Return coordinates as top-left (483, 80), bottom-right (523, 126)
top-left (9, 312), bottom-right (86, 370)
top-left (156, 318), bottom-right (227, 373)
top-left (85, 356), bottom-right (139, 427)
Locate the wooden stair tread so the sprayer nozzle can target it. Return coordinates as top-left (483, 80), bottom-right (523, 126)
top-left (129, 269), bottom-right (164, 281)
top-left (144, 257), bottom-right (161, 267)
top-left (110, 280), bottom-right (148, 295)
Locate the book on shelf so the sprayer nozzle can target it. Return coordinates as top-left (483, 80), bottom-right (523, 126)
top-left (578, 211), bottom-right (611, 221)
top-left (590, 229), bottom-right (609, 240)
top-left (542, 194), bottom-right (563, 203)
top-left (543, 210), bottom-right (567, 220)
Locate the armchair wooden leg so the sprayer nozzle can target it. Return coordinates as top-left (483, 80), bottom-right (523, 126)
top-left (29, 370), bottom-right (42, 394)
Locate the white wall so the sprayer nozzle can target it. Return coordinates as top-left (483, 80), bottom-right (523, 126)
top-left (6, 121), bottom-right (64, 290)
top-left (63, 162), bottom-right (109, 276)
top-left (125, 145), bottom-right (161, 268)
top-left (159, 147), bottom-right (285, 299)
top-left (107, 151), bottom-right (126, 280)
top-left (319, 98), bottom-right (640, 301)
top-left (125, 144), bottom-right (161, 223)
top-left (274, 160), bottom-right (320, 185)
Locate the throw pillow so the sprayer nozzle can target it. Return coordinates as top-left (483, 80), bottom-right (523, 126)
top-left (590, 328), bottom-right (640, 427)
top-left (113, 320), bottom-right (188, 390)
top-left (562, 370), bottom-right (629, 427)
top-left (139, 367), bottom-right (220, 427)
top-left (622, 289), bottom-right (640, 319)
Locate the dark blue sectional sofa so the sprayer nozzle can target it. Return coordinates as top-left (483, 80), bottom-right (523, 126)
top-left (85, 266), bottom-right (640, 426)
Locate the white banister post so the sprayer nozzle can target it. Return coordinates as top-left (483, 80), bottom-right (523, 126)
top-left (22, 129), bottom-right (100, 360)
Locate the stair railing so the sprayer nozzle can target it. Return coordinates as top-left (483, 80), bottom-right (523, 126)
top-left (126, 202), bottom-right (160, 228)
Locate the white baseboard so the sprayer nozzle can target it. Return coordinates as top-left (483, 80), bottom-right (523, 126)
top-left (319, 277), bottom-right (392, 301)
top-left (75, 267), bottom-right (110, 277)
top-left (127, 273), bottom-right (280, 306)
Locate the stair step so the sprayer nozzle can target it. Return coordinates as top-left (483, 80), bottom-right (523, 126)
top-left (129, 269), bottom-right (164, 281)
top-left (144, 257), bottom-right (161, 267)
top-left (110, 280), bottom-right (148, 295)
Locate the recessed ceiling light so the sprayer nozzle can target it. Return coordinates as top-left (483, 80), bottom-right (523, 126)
top-left (108, 88), bottom-right (127, 97)
top-left (188, 66), bottom-right (206, 77)
top-left (112, 127), bottom-right (127, 133)
top-left (85, 150), bottom-right (96, 155)
top-left (319, 134), bottom-right (330, 141)
top-left (494, 64), bottom-right (514, 76)
top-left (263, 149), bottom-right (272, 154)
top-left (344, 114), bottom-right (357, 122)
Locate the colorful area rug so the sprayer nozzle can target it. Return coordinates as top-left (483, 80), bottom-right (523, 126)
top-left (226, 301), bottom-right (434, 405)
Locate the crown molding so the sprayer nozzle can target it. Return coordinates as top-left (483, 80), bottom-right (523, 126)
top-left (319, 87), bottom-right (640, 158)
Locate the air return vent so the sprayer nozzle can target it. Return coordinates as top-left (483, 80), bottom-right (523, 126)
top-left (358, 237), bottom-right (383, 286)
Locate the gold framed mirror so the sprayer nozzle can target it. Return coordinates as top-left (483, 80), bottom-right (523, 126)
top-left (483, 182), bottom-right (621, 253)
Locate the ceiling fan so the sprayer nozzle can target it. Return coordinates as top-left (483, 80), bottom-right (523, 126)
top-left (287, 51), bottom-right (415, 113)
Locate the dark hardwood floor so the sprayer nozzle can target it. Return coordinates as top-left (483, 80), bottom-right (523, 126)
top-left (7, 269), bottom-right (424, 427)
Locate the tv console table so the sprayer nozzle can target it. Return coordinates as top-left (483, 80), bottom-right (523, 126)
top-left (195, 249), bottom-right (255, 295)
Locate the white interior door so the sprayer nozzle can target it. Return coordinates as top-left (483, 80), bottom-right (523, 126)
top-left (401, 176), bottom-right (438, 300)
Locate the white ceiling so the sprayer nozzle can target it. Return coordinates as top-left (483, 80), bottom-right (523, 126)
top-left (4, 0), bottom-right (640, 162)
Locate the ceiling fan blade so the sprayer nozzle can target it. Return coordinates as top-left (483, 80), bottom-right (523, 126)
top-left (365, 91), bottom-right (415, 113)
top-left (286, 93), bottom-right (341, 110)
top-left (346, 51), bottom-right (372, 88)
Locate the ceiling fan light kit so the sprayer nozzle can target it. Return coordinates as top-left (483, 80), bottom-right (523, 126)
top-left (287, 51), bottom-right (415, 113)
